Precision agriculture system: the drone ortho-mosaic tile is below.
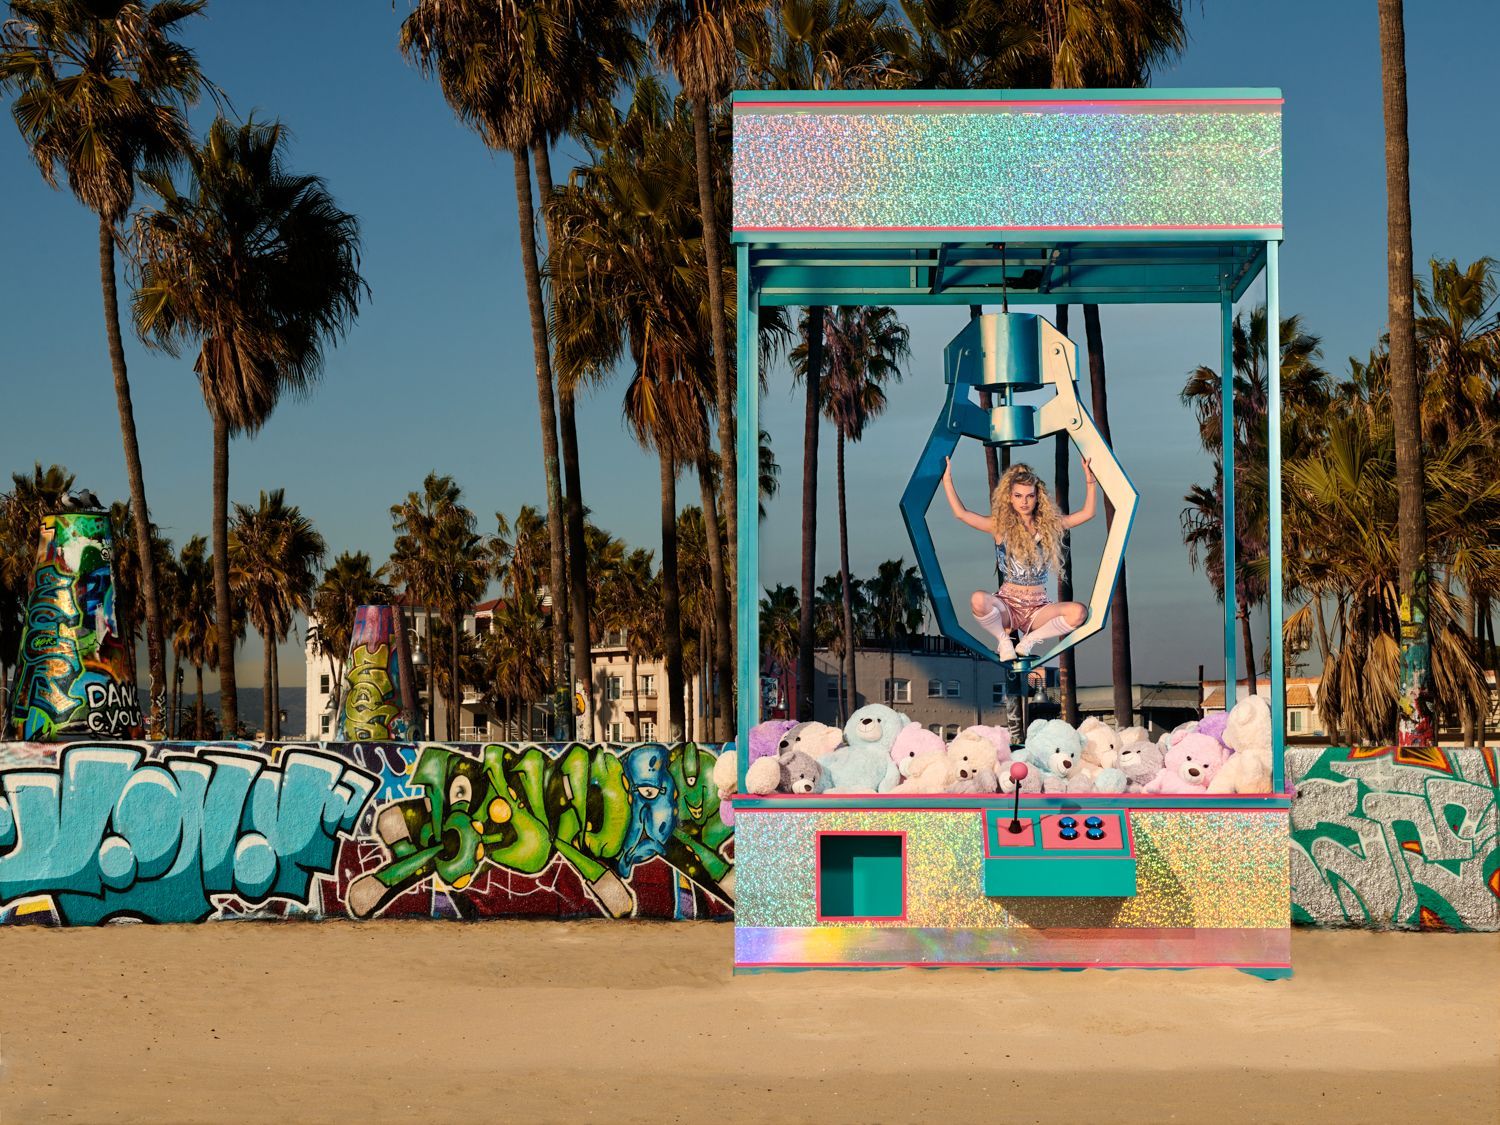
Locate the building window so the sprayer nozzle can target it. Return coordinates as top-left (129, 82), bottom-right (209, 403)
top-left (640, 719), bottom-right (656, 740)
top-left (603, 628), bottom-right (626, 647)
top-left (927, 678), bottom-right (944, 698)
top-left (817, 833), bottom-right (905, 920)
top-left (1289, 710), bottom-right (1303, 733)
top-left (929, 724), bottom-right (942, 735)
top-left (946, 680), bottom-right (961, 699)
top-left (609, 722), bottom-right (623, 742)
top-left (885, 679), bottom-right (911, 704)
top-left (319, 674), bottom-right (330, 695)
top-left (607, 676), bottom-right (623, 701)
top-left (827, 679), bottom-right (839, 700)
top-left (944, 723), bottom-right (959, 741)
top-left (319, 714), bottom-right (331, 736)
top-left (641, 674), bottom-right (656, 697)
top-left (991, 682), bottom-right (1005, 705)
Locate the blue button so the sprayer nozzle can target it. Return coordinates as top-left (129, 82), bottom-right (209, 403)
top-left (1084, 816), bottom-right (1103, 829)
top-left (1086, 827), bottom-right (1105, 841)
top-left (1059, 827), bottom-right (1079, 841)
top-left (1059, 817), bottom-right (1077, 829)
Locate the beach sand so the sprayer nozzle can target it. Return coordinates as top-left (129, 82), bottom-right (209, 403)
top-left (1, 922), bottom-right (1495, 1123)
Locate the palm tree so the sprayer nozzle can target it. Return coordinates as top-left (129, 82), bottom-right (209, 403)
top-left (310, 551), bottom-right (393, 721)
top-left (1377, 0), bottom-right (1433, 743)
top-left (1181, 309), bottom-right (1329, 699)
top-left (868, 559), bottom-right (923, 706)
top-left (1282, 408), bottom-right (1496, 742)
top-left (0, 463), bottom-right (75, 717)
top-left (741, 0), bottom-right (907, 723)
top-left (1, 0), bottom-right (211, 737)
top-left (133, 117), bottom-right (364, 737)
top-left (482, 591), bottom-right (551, 738)
top-left (648, 0), bottom-right (774, 601)
top-left (229, 490), bottom-right (325, 738)
top-left (430, 495), bottom-right (489, 739)
top-left (760, 582), bottom-right (800, 675)
top-left (794, 304), bottom-right (910, 717)
top-left (392, 474), bottom-right (459, 738)
top-left (1413, 257), bottom-right (1500, 443)
top-left (401, 0), bottom-right (641, 740)
top-left (172, 534), bottom-right (215, 738)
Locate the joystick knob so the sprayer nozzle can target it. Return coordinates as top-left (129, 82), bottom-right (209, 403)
top-left (1009, 762), bottom-right (1030, 783)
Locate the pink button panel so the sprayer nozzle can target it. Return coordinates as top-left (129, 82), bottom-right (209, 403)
top-left (1039, 813), bottom-right (1126, 852)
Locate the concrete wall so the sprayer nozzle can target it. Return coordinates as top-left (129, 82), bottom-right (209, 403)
top-left (1288, 746), bottom-right (1498, 931)
top-left (0, 741), bottom-right (732, 926)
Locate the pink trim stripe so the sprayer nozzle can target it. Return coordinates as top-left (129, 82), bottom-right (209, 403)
top-left (735, 223), bottom-right (1282, 233)
top-left (739, 97), bottom-right (1284, 110)
top-left (738, 960), bottom-right (1293, 969)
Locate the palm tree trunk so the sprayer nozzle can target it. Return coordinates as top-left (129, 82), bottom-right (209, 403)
top-left (194, 663), bottom-right (204, 739)
top-left (170, 641), bottom-right (181, 739)
top-left (660, 451), bottom-right (685, 738)
top-left (1378, 0), bottom-right (1433, 746)
top-left (211, 406), bottom-right (237, 736)
top-left (798, 306), bottom-right (826, 723)
top-left (837, 430), bottom-right (858, 710)
top-left (534, 139), bottom-right (597, 745)
top-left (511, 145), bottom-right (571, 741)
top-left (1054, 306), bottom-right (1078, 724)
top-left (270, 641), bottom-right (279, 738)
top-left (101, 216), bottom-right (167, 738)
top-left (1239, 601), bottom-right (1258, 700)
top-left (690, 97), bottom-right (737, 632)
top-left (1084, 304), bottom-right (1134, 727)
top-left (695, 458), bottom-right (734, 740)
top-left (630, 655), bottom-right (640, 740)
top-left (450, 603), bottom-right (460, 740)
top-left (423, 605), bottom-right (434, 739)
top-left (261, 625), bottom-right (273, 738)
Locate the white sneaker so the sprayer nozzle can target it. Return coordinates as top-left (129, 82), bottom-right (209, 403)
top-left (997, 632), bottom-right (1016, 661)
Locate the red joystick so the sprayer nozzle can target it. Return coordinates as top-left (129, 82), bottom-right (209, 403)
top-left (1007, 762), bottom-right (1030, 834)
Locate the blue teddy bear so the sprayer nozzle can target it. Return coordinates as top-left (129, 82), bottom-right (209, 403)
top-left (821, 704), bottom-right (905, 793)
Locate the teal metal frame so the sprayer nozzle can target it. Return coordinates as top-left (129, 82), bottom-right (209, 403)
top-left (733, 88), bottom-right (1286, 792)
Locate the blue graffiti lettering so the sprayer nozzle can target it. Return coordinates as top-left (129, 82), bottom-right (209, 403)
top-left (0, 744), bottom-right (376, 924)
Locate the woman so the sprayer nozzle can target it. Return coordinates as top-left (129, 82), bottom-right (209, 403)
top-left (942, 454), bottom-right (1097, 661)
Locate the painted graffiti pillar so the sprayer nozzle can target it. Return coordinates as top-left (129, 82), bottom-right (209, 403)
top-left (6, 510), bottom-right (143, 740)
top-left (338, 605), bottom-right (420, 741)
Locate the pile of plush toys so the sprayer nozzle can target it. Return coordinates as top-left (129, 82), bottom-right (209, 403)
top-left (714, 695), bottom-right (1273, 805)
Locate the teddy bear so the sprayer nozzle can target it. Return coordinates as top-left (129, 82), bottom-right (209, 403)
top-left (1117, 739), bottom-right (1164, 792)
top-left (1118, 725), bottom-right (1152, 748)
top-left (889, 723), bottom-right (946, 780)
top-left (1022, 719), bottom-right (1094, 793)
top-left (713, 719), bottom-right (794, 804)
top-left (777, 749), bottom-right (828, 794)
top-left (1076, 716), bottom-right (1120, 779)
top-left (1207, 695), bottom-right (1273, 794)
top-left (822, 704), bottom-right (906, 793)
top-left (778, 720), bottom-right (845, 761)
top-left (944, 728), bottom-right (1003, 794)
top-left (711, 750), bottom-right (740, 826)
top-left (1196, 710), bottom-right (1230, 747)
top-left (1143, 732), bottom-right (1228, 794)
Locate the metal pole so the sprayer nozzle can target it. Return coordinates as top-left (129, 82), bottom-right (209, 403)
top-left (1221, 295), bottom-right (1238, 702)
top-left (735, 244), bottom-right (759, 786)
top-left (1267, 241), bottom-right (1286, 788)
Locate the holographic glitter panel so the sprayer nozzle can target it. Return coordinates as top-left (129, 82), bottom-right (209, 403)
top-left (733, 100), bottom-right (1282, 232)
top-left (734, 808), bottom-right (1289, 967)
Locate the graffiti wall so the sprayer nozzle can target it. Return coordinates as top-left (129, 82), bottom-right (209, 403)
top-left (1289, 746), bottom-right (1499, 932)
top-left (0, 741), bottom-right (733, 926)
top-left (338, 605), bottom-right (419, 741)
top-left (6, 511), bottom-right (143, 741)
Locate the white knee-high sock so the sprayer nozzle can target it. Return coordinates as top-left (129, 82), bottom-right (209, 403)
top-left (1017, 614), bottom-right (1074, 656)
top-left (973, 601), bottom-right (1016, 660)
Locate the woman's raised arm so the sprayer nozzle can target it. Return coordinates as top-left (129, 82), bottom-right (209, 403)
top-left (1061, 456), bottom-right (1098, 530)
top-left (944, 456), bottom-right (995, 533)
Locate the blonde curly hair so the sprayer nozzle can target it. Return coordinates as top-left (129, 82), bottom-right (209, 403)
top-left (990, 463), bottom-right (1065, 571)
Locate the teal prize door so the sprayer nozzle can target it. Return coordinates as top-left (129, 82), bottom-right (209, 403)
top-left (818, 834), bottom-right (905, 919)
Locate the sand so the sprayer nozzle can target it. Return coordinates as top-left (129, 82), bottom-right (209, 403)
top-left (1, 922), bottom-right (1495, 1124)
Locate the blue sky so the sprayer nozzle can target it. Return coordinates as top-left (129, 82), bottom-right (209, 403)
top-left (2, 1), bottom-right (1496, 693)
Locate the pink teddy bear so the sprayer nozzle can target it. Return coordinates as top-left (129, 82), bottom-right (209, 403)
top-left (1143, 732), bottom-right (1228, 794)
